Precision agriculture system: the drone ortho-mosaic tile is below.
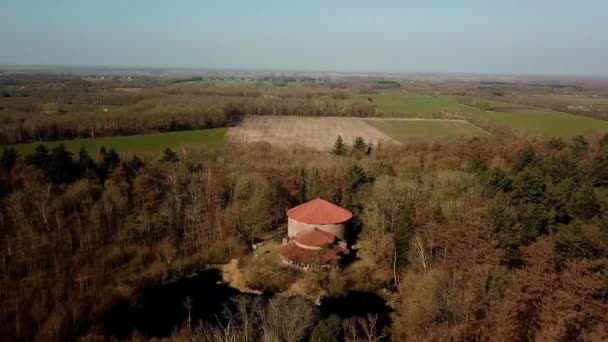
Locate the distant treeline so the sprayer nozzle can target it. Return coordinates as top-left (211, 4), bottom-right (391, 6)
top-left (0, 76), bottom-right (377, 144)
top-left (224, 97), bottom-right (375, 118)
top-left (0, 96), bottom-right (229, 144)
top-left (0, 91), bottom-right (375, 144)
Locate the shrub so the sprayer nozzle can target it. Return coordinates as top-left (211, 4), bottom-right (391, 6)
top-left (393, 269), bottom-right (469, 340)
top-left (310, 315), bottom-right (341, 342)
top-left (241, 257), bottom-right (302, 293)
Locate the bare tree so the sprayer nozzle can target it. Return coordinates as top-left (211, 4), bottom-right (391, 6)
top-left (342, 314), bottom-right (388, 342)
top-left (263, 296), bottom-right (318, 342)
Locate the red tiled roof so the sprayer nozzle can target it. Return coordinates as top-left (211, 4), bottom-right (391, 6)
top-left (287, 198), bottom-right (353, 225)
top-left (280, 241), bottom-right (347, 265)
top-left (295, 228), bottom-right (336, 247)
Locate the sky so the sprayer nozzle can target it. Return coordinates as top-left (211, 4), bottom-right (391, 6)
top-left (1, 0), bottom-right (607, 75)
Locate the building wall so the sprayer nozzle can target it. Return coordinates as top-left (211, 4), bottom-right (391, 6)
top-left (287, 218), bottom-right (346, 240)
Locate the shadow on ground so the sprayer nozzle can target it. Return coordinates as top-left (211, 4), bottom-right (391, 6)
top-left (319, 291), bottom-right (392, 332)
top-left (102, 269), bottom-right (243, 339)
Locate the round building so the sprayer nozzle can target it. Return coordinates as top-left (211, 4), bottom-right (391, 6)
top-left (286, 198), bottom-right (352, 240)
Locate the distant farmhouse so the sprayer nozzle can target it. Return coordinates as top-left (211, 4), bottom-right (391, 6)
top-left (280, 198), bottom-right (352, 269)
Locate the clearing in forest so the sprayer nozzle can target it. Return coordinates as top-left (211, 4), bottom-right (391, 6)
top-left (225, 116), bottom-right (489, 150)
top-left (225, 116), bottom-right (400, 150)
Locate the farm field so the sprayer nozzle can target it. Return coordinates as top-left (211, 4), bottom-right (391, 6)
top-left (482, 110), bottom-right (608, 138)
top-left (365, 119), bottom-right (489, 142)
top-left (225, 116), bottom-right (489, 150)
top-left (225, 116), bottom-right (400, 150)
top-left (357, 91), bottom-right (608, 138)
top-left (355, 91), bottom-right (466, 115)
top-left (9, 127), bottom-right (228, 155)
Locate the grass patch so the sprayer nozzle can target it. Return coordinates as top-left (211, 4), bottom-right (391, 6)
top-left (9, 128), bottom-right (228, 155)
top-left (482, 110), bottom-right (608, 138)
top-left (176, 79), bottom-right (259, 88)
top-left (355, 91), bottom-right (465, 116)
top-left (366, 119), bottom-right (488, 142)
top-left (239, 243), bottom-right (303, 293)
top-left (358, 91), bottom-right (608, 138)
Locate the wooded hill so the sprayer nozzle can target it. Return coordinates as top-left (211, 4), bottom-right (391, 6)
top-left (1, 133), bottom-right (608, 341)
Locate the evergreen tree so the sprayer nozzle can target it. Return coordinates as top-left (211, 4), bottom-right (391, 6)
top-left (26, 144), bottom-right (79, 184)
top-left (352, 136), bottom-right (368, 154)
top-left (47, 144), bottom-right (78, 184)
top-left (365, 140), bottom-right (373, 155)
top-left (556, 224), bottom-right (599, 265)
top-left (546, 155), bottom-right (580, 184)
top-left (26, 145), bottom-right (50, 169)
top-left (104, 148), bottom-right (120, 171)
top-left (590, 157), bottom-right (608, 186)
top-left (0, 147), bottom-right (18, 170)
top-left (310, 315), bottom-right (341, 342)
top-left (468, 137), bottom-right (489, 174)
top-left (572, 135), bottom-right (589, 155)
top-left (469, 153), bottom-right (488, 174)
top-left (518, 203), bottom-right (551, 243)
top-left (568, 183), bottom-right (601, 220)
top-left (513, 146), bottom-right (539, 173)
top-left (349, 164), bottom-right (369, 191)
top-left (599, 133), bottom-right (608, 154)
top-left (125, 155), bottom-right (144, 181)
top-left (547, 137), bottom-right (566, 151)
top-left (513, 166), bottom-right (546, 202)
top-left (160, 148), bottom-right (179, 163)
top-left (331, 136), bottom-right (347, 156)
top-left (78, 147), bottom-right (98, 179)
top-left (394, 210), bottom-right (415, 271)
top-left (485, 168), bottom-right (513, 193)
top-left (600, 133), bottom-right (608, 148)
top-left (98, 147), bottom-right (120, 183)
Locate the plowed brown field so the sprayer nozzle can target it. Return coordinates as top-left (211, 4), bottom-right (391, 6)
top-left (225, 116), bottom-right (400, 151)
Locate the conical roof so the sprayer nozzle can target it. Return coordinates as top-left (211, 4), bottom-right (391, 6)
top-left (295, 228), bottom-right (336, 247)
top-left (287, 198), bottom-right (352, 225)
top-left (280, 241), bottom-right (347, 265)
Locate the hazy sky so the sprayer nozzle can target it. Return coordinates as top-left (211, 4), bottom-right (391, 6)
top-left (1, 0), bottom-right (607, 75)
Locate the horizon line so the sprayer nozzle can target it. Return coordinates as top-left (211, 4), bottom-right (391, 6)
top-left (1, 63), bottom-right (607, 80)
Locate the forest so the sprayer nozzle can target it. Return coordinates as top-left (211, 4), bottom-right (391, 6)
top-left (2, 73), bottom-right (608, 341)
top-left (1, 130), bottom-right (608, 341)
top-left (6, 0), bottom-right (608, 338)
top-left (0, 76), bottom-right (372, 145)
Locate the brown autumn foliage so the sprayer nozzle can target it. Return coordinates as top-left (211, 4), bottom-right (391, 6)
top-left (0, 76), bottom-right (375, 144)
top-left (1, 136), bottom-right (607, 340)
top-left (2, 75), bottom-right (608, 341)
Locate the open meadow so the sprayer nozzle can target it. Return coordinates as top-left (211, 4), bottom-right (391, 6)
top-left (355, 91), bottom-right (466, 116)
top-left (365, 118), bottom-right (489, 141)
top-left (482, 109), bottom-right (608, 137)
top-left (10, 127), bottom-right (228, 155)
top-left (357, 90), bottom-right (608, 138)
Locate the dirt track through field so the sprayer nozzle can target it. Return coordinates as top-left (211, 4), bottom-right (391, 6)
top-left (226, 116), bottom-right (401, 150)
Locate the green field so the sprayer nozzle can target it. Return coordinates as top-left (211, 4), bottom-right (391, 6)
top-left (356, 91), bottom-right (465, 115)
top-left (357, 91), bottom-right (608, 138)
top-left (481, 110), bottom-right (608, 138)
top-left (9, 128), bottom-right (228, 155)
top-left (367, 119), bottom-right (488, 142)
